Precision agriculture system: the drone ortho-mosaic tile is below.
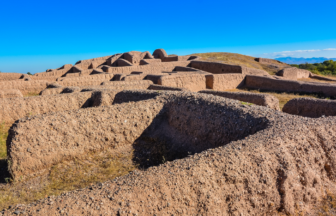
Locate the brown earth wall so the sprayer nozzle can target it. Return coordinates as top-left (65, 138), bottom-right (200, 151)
top-left (100, 61), bottom-right (190, 74)
top-left (57, 79), bottom-right (107, 87)
top-left (245, 75), bottom-right (336, 96)
top-left (0, 89), bottom-right (23, 99)
top-left (276, 68), bottom-right (298, 80)
top-left (190, 61), bottom-right (269, 76)
top-left (0, 80), bottom-right (49, 94)
top-left (30, 76), bottom-right (58, 82)
top-left (158, 74), bottom-right (206, 91)
top-left (277, 67), bottom-right (311, 79)
top-left (117, 59), bottom-right (133, 66)
top-left (0, 91), bottom-right (94, 124)
top-left (0, 73), bottom-right (23, 81)
top-left (147, 84), bottom-right (189, 91)
top-left (40, 87), bottom-right (64, 96)
top-left (199, 90), bottom-right (280, 110)
top-left (75, 55), bottom-right (112, 70)
top-left (34, 68), bottom-right (70, 77)
top-left (205, 74), bottom-right (245, 90)
top-left (121, 74), bottom-right (147, 81)
top-left (283, 97), bottom-right (336, 117)
top-left (56, 74), bottom-right (114, 82)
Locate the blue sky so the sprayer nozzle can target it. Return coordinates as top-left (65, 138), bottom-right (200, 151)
top-left (1, 0), bottom-right (336, 73)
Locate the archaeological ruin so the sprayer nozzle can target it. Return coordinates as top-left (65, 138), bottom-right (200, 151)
top-left (0, 48), bottom-right (336, 215)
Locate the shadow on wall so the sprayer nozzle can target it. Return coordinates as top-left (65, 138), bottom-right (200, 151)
top-left (131, 98), bottom-right (269, 168)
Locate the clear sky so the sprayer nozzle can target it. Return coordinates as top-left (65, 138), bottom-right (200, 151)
top-left (1, 0), bottom-right (336, 73)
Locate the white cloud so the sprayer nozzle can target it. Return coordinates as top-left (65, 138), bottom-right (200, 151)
top-left (261, 48), bottom-right (336, 58)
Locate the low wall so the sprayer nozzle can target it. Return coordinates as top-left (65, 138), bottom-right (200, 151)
top-left (205, 74), bottom-right (245, 90)
top-left (0, 80), bottom-right (49, 94)
top-left (56, 74), bottom-right (114, 82)
top-left (40, 87), bottom-right (64, 95)
top-left (158, 74), bottom-right (206, 91)
top-left (33, 68), bottom-right (70, 77)
top-left (57, 79), bottom-right (107, 87)
top-left (283, 97), bottom-right (336, 117)
top-left (7, 97), bottom-right (165, 179)
top-left (98, 61), bottom-right (190, 74)
top-left (277, 67), bottom-right (311, 79)
top-left (147, 84), bottom-right (188, 91)
top-left (0, 91), bottom-right (94, 124)
top-left (0, 89), bottom-right (23, 99)
top-left (140, 59), bottom-right (162, 65)
top-left (101, 80), bottom-right (153, 88)
top-left (190, 61), bottom-right (269, 76)
top-left (276, 68), bottom-right (297, 80)
top-left (0, 73), bottom-right (23, 81)
top-left (121, 74), bottom-right (147, 81)
top-left (199, 90), bottom-right (280, 110)
top-left (117, 59), bottom-right (133, 66)
top-left (245, 75), bottom-right (336, 97)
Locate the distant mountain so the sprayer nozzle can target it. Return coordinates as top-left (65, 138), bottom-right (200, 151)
top-left (275, 57), bottom-right (336, 64)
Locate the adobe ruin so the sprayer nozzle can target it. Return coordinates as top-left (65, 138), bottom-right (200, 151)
top-left (1, 49), bottom-right (336, 215)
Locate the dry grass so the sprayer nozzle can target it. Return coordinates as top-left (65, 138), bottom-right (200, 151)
top-left (317, 190), bottom-right (336, 215)
top-left (0, 147), bottom-right (137, 210)
top-left (24, 92), bottom-right (40, 97)
top-left (0, 123), bottom-right (9, 159)
top-left (192, 52), bottom-right (289, 75)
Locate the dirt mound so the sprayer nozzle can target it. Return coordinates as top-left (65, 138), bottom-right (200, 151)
top-left (5, 90), bottom-right (336, 215)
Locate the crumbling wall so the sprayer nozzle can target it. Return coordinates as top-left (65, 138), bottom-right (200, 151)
top-left (101, 80), bottom-right (153, 88)
top-left (7, 97), bottom-right (166, 179)
top-left (0, 80), bottom-right (49, 94)
top-left (40, 87), bottom-right (64, 95)
top-left (199, 90), bottom-right (280, 110)
top-left (117, 59), bottom-right (133, 66)
top-left (75, 55), bottom-right (112, 70)
top-left (0, 73), bottom-right (23, 81)
top-left (158, 74), bottom-right (206, 91)
top-left (121, 74), bottom-right (147, 81)
top-left (245, 75), bottom-right (336, 96)
top-left (283, 97), bottom-right (336, 117)
top-left (33, 68), bottom-right (70, 77)
top-left (57, 74), bottom-right (114, 82)
top-left (140, 59), bottom-right (162, 65)
top-left (255, 58), bottom-right (282, 64)
top-left (277, 67), bottom-right (311, 79)
top-left (57, 79), bottom-right (107, 87)
top-left (101, 61), bottom-right (190, 74)
top-left (276, 68), bottom-right (298, 80)
top-left (190, 61), bottom-right (269, 76)
top-left (0, 91), bottom-right (94, 124)
top-left (205, 74), bottom-right (245, 90)
top-left (0, 89), bottom-right (23, 99)
top-left (147, 84), bottom-right (188, 91)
